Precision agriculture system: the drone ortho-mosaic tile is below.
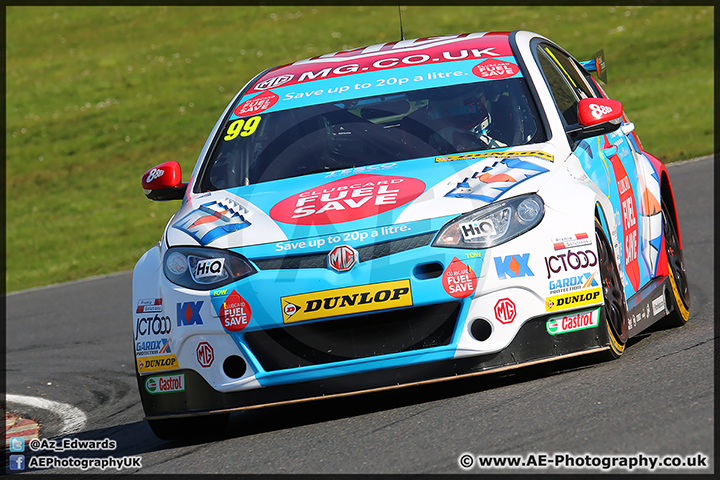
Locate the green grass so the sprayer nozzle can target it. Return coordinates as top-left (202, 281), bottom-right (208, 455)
top-left (5, 5), bottom-right (714, 292)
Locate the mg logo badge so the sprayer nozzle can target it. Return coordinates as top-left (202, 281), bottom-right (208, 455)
top-left (254, 74), bottom-right (294, 90)
top-left (328, 245), bottom-right (359, 272)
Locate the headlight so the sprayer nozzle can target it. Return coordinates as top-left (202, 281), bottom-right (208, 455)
top-left (433, 194), bottom-right (544, 249)
top-left (163, 247), bottom-right (256, 290)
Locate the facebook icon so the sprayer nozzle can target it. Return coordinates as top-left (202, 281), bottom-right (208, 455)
top-left (9, 454), bottom-right (25, 471)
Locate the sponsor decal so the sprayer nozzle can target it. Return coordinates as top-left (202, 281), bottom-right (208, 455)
top-left (544, 249), bottom-right (597, 279)
top-left (651, 295), bottom-right (666, 317)
top-left (552, 232), bottom-right (591, 251)
top-left (137, 354), bottom-right (178, 373)
top-left (253, 74), bottom-right (294, 90)
top-left (177, 301), bottom-right (204, 326)
top-left (136, 338), bottom-right (171, 357)
top-left (281, 280), bottom-right (412, 324)
top-left (460, 219), bottom-right (497, 242)
top-left (546, 308), bottom-right (600, 335)
top-left (248, 34), bottom-right (508, 91)
top-left (548, 271), bottom-right (599, 295)
top-left (136, 298), bottom-right (163, 314)
top-left (173, 198), bottom-right (251, 245)
top-left (235, 90), bottom-right (279, 116)
top-left (191, 257), bottom-right (226, 283)
top-left (219, 290), bottom-right (251, 332)
top-left (546, 287), bottom-right (602, 312)
top-left (604, 135), bottom-right (640, 290)
top-left (442, 257), bottom-right (478, 298)
top-left (435, 150), bottom-right (554, 164)
top-left (494, 298), bottom-right (516, 324)
top-left (327, 245), bottom-right (359, 272)
top-left (196, 342), bottom-right (214, 368)
top-left (270, 174), bottom-right (425, 225)
top-left (146, 168), bottom-right (164, 183)
top-left (145, 374), bottom-right (185, 394)
top-left (135, 314), bottom-right (171, 340)
top-left (495, 254), bottom-right (534, 280)
top-left (444, 156), bottom-right (549, 203)
top-left (472, 59), bottom-right (520, 79)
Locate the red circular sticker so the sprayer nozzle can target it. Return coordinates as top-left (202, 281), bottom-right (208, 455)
top-left (234, 90), bottom-right (279, 117)
top-left (472, 59), bottom-right (519, 80)
top-left (442, 257), bottom-right (478, 298)
top-left (220, 290), bottom-right (252, 332)
top-left (270, 174), bottom-right (425, 225)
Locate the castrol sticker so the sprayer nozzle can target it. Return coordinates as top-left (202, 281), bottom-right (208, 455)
top-left (270, 174), bottom-right (425, 225)
top-left (234, 90), bottom-right (279, 117)
top-left (472, 59), bottom-right (519, 79)
top-left (546, 308), bottom-right (600, 335)
top-left (442, 257), bottom-right (478, 298)
top-left (219, 290), bottom-right (252, 332)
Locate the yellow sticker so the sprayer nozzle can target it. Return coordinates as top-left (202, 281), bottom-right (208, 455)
top-left (281, 280), bottom-right (413, 324)
top-left (224, 116), bottom-right (261, 141)
top-left (546, 287), bottom-right (603, 312)
top-left (138, 354), bottom-right (178, 373)
top-left (435, 150), bottom-right (554, 163)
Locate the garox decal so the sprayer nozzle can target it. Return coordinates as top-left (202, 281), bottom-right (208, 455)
top-left (137, 354), bottom-right (178, 373)
top-left (494, 298), bottom-right (516, 324)
top-left (442, 257), bottom-right (478, 298)
top-left (472, 59), bottom-right (520, 79)
top-left (546, 288), bottom-right (602, 312)
top-left (145, 374), bottom-right (185, 394)
top-left (173, 198), bottom-right (251, 245)
top-left (548, 271), bottom-right (599, 295)
top-left (136, 298), bottom-right (163, 314)
top-left (135, 314), bottom-right (171, 340)
top-left (328, 245), bottom-right (359, 272)
top-left (219, 290), bottom-right (252, 332)
top-left (546, 308), bottom-right (600, 335)
top-left (281, 280), bottom-right (412, 323)
top-left (544, 249), bottom-right (597, 279)
top-left (270, 174), bottom-right (425, 225)
top-left (136, 338), bottom-right (171, 357)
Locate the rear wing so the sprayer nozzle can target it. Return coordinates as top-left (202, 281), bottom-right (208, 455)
top-left (580, 49), bottom-right (607, 84)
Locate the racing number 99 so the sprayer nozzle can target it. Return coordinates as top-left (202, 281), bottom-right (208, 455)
top-left (224, 116), bottom-right (261, 141)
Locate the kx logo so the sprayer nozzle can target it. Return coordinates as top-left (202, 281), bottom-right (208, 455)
top-left (495, 254), bottom-right (534, 279)
top-left (177, 301), bottom-right (204, 326)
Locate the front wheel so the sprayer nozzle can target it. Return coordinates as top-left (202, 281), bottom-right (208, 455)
top-left (596, 220), bottom-right (627, 359)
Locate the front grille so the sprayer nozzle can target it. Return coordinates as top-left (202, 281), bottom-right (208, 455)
top-left (244, 301), bottom-right (460, 372)
top-left (251, 232), bottom-right (435, 270)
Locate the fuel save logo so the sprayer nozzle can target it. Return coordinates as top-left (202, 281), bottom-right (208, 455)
top-left (270, 174), bottom-right (425, 225)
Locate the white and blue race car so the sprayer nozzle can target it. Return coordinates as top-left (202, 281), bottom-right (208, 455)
top-left (134, 30), bottom-right (690, 439)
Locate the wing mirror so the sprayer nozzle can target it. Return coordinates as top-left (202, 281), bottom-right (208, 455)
top-left (567, 98), bottom-right (623, 143)
top-left (141, 161), bottom-right (187, 201)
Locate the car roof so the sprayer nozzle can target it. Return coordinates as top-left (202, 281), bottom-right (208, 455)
top-left (246, 31), bottom-right (519, 93)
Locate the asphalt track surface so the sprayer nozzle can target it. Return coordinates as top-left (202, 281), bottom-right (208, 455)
top-left (5, 155), bottom-right (714, 474)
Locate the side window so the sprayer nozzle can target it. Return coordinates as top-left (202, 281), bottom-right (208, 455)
top-left (542, 45), bottom-right (595, 100)
top-left (537, 47), bottom-right (579, 125)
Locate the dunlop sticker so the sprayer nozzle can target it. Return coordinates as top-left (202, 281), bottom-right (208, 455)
top-left (545, 287), bottom-right (603, 312)
top-left (281, 280), bottom-right (412, 324)
top-left (137, 354), bottom-right (178, 373)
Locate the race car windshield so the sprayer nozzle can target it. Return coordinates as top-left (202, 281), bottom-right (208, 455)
top-left (199, 79), bottom-right (545, 190)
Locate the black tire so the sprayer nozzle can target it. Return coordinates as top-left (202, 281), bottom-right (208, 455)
top-left (148, 413), bottom-right (229, 441)
top-left (661, 200), bottom-right (690, 326)
top-left (596, 219), bottom-right (628, 359)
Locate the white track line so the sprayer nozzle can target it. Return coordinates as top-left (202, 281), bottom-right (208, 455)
top-left (6, 394), bottom-right (87, 437)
